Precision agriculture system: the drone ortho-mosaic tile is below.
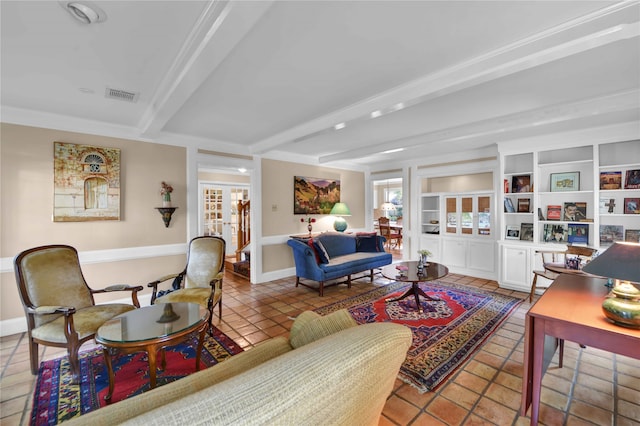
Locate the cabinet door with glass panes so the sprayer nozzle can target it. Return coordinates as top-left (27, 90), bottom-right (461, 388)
top-left (445, 193), bottom-right (493, 237)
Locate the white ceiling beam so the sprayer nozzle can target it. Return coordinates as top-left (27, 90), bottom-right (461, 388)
top-left (138, 0), bottom-right (275, 138)
top-left (319, 90), bottom-right (640, 164)
top-left (250, 1), bottom-right (640, 157)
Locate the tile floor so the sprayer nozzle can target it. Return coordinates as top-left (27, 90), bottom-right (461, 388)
top-left (1, 254), bottom-right (639, 425)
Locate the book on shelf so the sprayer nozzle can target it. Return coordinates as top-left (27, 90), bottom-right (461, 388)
top-left (504, 197), bottom-right (515, 213)
top-left (520, 223), bottom-right (533, 241)
top-left (543, 224), bottom-right (567, 242)
top-left (600, 225), bottom-right (624, 243)
top-left (504, 179), bottom-right (509, 194)
top-left (546, 205), bottom-right (562, 221)
top-left (599, 171), bottom-right (622, 190)
top-left (511, 175), bottom-right (531, 193)
top-left (517, 198), bottom-right (530, 213)
top-left (568, 223), bottom-right (589, 244)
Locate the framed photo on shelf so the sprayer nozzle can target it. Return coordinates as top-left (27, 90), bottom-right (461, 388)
top-left (506, 225), bottom-right (520, 240)
top-left (600, 225), bottom-right (624, 244)
top-left (568, 223), bottom-right (589, 244)
top-left (517, 198), bottom-right (530, 213)
top-left (543, 224), bottom-right (567, 242)
top-left (563, 202), bottom-right (587, 221)
top-left (624, 198), bottom-right (640, 214)
top-left (624, 169), bottom-right (640, 189)
top-left (511, 175), bottom-right (531, 193)
top-left (520, 223), bottom-right (533, 241)
top-left (600, 171), bottom-right (622, 190)
top-left (625, 229), bottom-right (640, 243)
top-left (550, 172), bottom-right (580, 192)
top-left (504, 197), bottom-right (515, 213)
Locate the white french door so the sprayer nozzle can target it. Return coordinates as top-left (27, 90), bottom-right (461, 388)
top-left (199, 183), bottom-right (249, 256)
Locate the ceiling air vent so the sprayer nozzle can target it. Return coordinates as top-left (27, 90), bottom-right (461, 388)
top-left (105, 87), bottom-right (139, 103)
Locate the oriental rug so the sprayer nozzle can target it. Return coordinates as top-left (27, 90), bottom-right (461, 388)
top-left (30, 327), bottom-right (243, 425)
top-left (316, 281), bottom-right (522, 393)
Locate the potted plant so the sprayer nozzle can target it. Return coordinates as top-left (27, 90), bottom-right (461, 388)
top-left (417, 249), bottom-right (432, 266)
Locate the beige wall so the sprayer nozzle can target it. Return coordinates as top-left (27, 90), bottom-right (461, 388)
top-left (1, 123), bottom-right (188, 322)
top-left (260, 159), bottom-right (365, 273)
top-left (423, 172), bottom-right (494, 193)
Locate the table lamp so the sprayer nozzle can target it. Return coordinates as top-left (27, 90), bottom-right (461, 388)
top-left (581, 242), bottom-right (640, 328)
top-left (330, 202), bottom-right (351, 232)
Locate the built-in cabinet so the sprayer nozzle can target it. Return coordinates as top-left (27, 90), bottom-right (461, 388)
top-left (419, 191), bottom-right (495, 280)
top-left (498, 139), bottom-right (640, 292)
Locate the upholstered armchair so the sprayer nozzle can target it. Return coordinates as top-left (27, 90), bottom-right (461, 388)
top-left (148, 236), bottom-right (225, 334)
top-left (14, 245), bottom-right (143, 383)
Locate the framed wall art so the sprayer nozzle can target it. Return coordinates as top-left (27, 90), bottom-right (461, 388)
top-left (625, 169), bottom-right (640, 189)
top-left (53, 142), bottom-right (121, 222)
top-left (550, 172), bottom-right (580, 192)
top-left (293, 176), bottom-right (340, 214)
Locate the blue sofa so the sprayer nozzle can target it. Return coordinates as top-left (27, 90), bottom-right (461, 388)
top-left (287, 232), bottom-right (392, 296)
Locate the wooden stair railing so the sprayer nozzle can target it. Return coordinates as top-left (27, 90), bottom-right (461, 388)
top-left (236, 200), bottom-right (250, 261)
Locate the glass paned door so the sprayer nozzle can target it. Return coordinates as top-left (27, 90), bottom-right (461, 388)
top-left (200, 183), bottom-right (249, 256)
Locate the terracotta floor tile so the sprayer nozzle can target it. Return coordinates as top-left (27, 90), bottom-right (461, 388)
top-left (394, 383), bottom-right (435, 408)
top-left (484, 383), bottom-right (521, 411)
top-left (464, 360), bottom-right (498, 381)
top-left (440, 382), bottom-right (480, 410)
top-left (617, 400), bottom-right (640, 422)
top-left (569, 399), bottom-right (614, 425)
top-left (472, 396), bottom-right (517, 424)
top-left (540, 386), bottom-right (569, 411)
top-left (426, 396), bottom-right (468, 426)
top-left (572, 384), bottom-right (613, 411)
top-left (453, 370), bottom-right (490, 394)
top-left (382, 394), bottom-right (421, 425)
top-left (411, 411), bottom-right (448, 426)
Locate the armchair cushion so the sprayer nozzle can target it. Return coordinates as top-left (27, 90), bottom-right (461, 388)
top-left (154, 287), bottom-right (217, 307)
top-left (31, 304), bottom-right (135, 343)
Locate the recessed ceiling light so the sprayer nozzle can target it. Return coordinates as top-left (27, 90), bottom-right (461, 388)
top-left (59, 1), bottom-right (107, 24)
top-left (382, 148), bottom-right (404, 154)
top-left (238, 168), bottom-right (247, 173)
top-left (392, 102), bottom-right (405, 111)
top-left (334, 122), bottom-right (346, 130)
top-left (370, 110), bottom-right (382, 118)
top-left (78, 87), bottom-right (94, 94)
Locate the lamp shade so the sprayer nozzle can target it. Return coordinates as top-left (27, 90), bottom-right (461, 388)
top-left (330, 202), bottom-right (351, 216)
top-left (582, 242), bottom-right (640, 283)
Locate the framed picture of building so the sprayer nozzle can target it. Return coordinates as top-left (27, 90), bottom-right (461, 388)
top-left (53, 142), bottom-right (121, 222)
top-left (550, 172), bottom-right (580, 192)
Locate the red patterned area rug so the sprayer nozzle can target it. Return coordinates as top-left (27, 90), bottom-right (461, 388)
top-left (31, 328), bottom-right (243, 425)
top-left (316, 281), bottom-right (522, 393)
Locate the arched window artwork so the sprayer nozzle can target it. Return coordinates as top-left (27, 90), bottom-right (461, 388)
top-left (54, 142), bottom-right (120, 221)
top-left (84, 177), bottom-right (108, 209)
top-left (82, 153), bottom-right (106, 174)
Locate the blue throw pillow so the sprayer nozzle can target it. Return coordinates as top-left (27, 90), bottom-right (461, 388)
top-left (356, 233), bottom-right (379, 252)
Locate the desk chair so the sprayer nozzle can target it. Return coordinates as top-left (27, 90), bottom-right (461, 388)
top-left (530, 245), bottom-right (597, 302)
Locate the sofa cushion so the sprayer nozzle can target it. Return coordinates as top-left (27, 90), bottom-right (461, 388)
top-left (356, 232), bottom-right (380, 252)
top-left (312, 239), bottom-right (330, 263)
top-left (316, 233), bottom-right (357, 257)
top-left (289, 309), bottom-right (357, 349)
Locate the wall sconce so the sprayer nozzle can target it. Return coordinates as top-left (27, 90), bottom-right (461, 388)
top-left (330, 202), bottom-right (351, 232)
top-left (582, 242), bottom-right (640, 328)
top-left (155, 207), bottom-right (177, 228)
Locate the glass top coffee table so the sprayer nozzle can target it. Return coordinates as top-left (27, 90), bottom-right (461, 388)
top-left (95, 302), bottom-right (208, 402)
top-left (381, 261), bottom-right (449, 313)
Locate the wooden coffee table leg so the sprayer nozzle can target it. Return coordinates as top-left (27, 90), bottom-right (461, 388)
top-left (102, 347), bottom-right (115, 402)
top-left (195, 327), bottom-right (206, 371)
top-left (147, 345), bottom-right (157, 389)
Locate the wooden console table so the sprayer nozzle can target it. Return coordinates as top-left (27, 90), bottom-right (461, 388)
top-left (521, 273), bottom-right (640, 425)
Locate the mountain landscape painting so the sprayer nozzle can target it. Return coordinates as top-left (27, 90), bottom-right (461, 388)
top-left (294, 176), bottom-right (340, 214)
